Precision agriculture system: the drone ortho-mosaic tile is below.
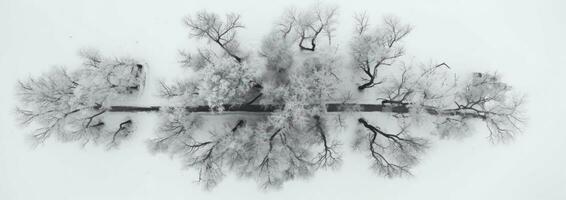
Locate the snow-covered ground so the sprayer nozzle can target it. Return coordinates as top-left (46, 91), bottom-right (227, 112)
top-left (1, 0), bottom-right (565, 199)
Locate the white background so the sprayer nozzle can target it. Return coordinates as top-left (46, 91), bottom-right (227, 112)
top-left (1, 0), bottom-right (565, 199)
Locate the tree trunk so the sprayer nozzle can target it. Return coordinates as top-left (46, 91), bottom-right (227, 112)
top-left (357, 79), bottom-right (375, 91)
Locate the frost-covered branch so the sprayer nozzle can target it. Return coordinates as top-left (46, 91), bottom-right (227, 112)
top-left (16, 50), bottom-right (144, 145)
top-left (435, 73), bottom-right (525, 141)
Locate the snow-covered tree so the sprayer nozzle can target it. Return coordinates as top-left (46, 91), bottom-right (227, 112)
top-left (16, 3), bottom-right (525, 190)
top-left (17, 50), bottom-right (144, 147)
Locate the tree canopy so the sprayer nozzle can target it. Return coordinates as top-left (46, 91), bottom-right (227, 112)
top-left (16, 3), bottom-right (525, 190)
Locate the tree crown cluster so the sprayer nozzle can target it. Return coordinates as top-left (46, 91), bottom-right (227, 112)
top-left (16, 3), bottom-right (525, 190)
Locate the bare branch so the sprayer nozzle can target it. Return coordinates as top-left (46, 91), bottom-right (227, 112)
top-left (284, 3), bottom-right (338, 51)
top-left (185, 11), bottom-right (244, 63)
top-left (107, 119), bottom-right (133, 148)
top-left (354, 12), bottom-right (369, 35)
top-left (357, 118), bottom-right (427, 177)
top-left (310, 115), bottom-right (341, 169)
top-left (352, 15), bottom-right (412, 90)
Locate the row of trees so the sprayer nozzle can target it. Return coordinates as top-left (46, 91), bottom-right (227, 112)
top-left (16, 3), bottom-right (524, 189)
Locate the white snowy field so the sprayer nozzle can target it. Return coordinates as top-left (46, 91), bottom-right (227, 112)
top-left (1, 0), bottom-right (565, 199)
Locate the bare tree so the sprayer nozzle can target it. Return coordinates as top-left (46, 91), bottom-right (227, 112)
top-left (356, 118), bottom-right (427, 177)
top-left (185, 11), bottom-right (245, 63)
top-left (352, 14), bottom-right (412, 90)
top-left (16, 4), bottom-right (525, 190)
